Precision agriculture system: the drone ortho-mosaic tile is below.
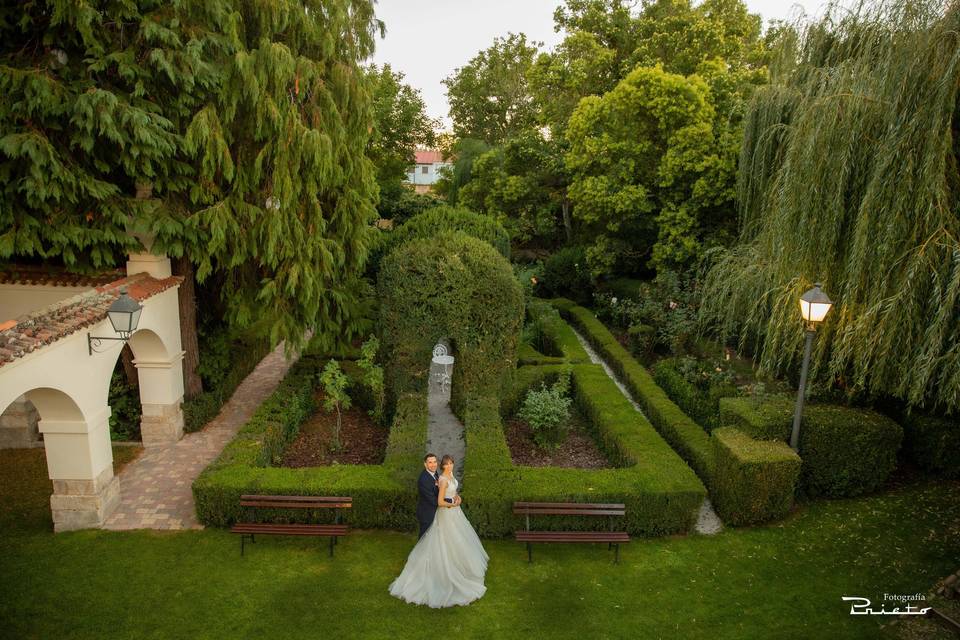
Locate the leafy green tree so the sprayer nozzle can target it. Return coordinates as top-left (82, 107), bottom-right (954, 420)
top-left (319, 360), bottom-right (352, 452)
top-left (365, 64), bottom-right (438, 217)
top-left (700, 0), bottom-right (960, 413)
top-left (432, 138), bottom-right (490, 205)
top-left (443, 33), bottom-right (541, 145)
top-left (0, 0), bottom-right (382, 355)
top-left (566, 65), bottom-right (733, 275)
top-left (458, 130), bottom-right (571, 245)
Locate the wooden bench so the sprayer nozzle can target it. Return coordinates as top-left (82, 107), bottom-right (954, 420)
top-left (231, 495), bottom-right (351, 557)
top-left (513, 502), bottom-right (629, 563)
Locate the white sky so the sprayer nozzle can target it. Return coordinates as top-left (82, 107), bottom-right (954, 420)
top-left (369, 0), bottom-right (830, 130)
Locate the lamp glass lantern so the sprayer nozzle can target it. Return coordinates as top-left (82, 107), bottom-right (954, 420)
top-left (790, 282), bottom-right (834, 450)
top-left (88, 287), bottom-right (143, 354)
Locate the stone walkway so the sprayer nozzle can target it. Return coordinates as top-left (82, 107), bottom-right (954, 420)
top-left (102, 342), bottom-right (299, 531)
top-left (425, 360), bottom-right (466, 486)
top-left (569, 327), bottom-right (723, 535)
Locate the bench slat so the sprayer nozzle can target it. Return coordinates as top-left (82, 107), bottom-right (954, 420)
top-left (239, 501), bottom-right (352, 509)
top-left (513, 508), bottom-right (625, 516)
top-left (514, 502), bottom-right (625, 509)
top-left (241, 495), bottom-right (352, 503)
top-left (232, 524), bottom-right (349, 535)
top-left (515, 531), bottom-right (629, 542)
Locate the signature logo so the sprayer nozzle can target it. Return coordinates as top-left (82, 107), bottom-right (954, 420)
top-left (842, 594), bottom-right (930, 616)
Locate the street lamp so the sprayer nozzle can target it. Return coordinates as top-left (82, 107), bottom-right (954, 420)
top-left (88, 287), bottom-right (143, 355)
top-left (790, 282), bottom-right (833, 450)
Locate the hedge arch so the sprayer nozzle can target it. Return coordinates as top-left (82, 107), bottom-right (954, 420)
top-left (378, 231), bottom-right (524, 415)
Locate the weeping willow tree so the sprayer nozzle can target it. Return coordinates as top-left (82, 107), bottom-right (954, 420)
top-left (700, 0), bottom-right (960, 412)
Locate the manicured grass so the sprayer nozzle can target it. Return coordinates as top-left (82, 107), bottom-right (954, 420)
top-left (1, 448), bottom-right (957, 638)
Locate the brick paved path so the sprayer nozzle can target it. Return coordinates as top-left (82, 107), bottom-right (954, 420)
top-left (102, 342), bottom-right (298, 530)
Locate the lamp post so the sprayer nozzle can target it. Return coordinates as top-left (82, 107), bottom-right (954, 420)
top-left (790, 282), bottom-right (833, 451)
top-left (88, 287), bottom-right (143, 355)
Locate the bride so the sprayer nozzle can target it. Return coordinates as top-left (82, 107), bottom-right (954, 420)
top-left (389, 455), bottom-right (489, 608)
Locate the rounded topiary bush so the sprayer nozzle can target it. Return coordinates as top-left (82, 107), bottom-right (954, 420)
top-left (384, 205), bottom-right (510, 260)
top-left (378, 231), bottom-right (525, 415)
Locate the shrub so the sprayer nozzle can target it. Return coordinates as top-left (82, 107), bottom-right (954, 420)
top-left (900, 413), bottom-right (960, 478)
top-left (184, 329), bottom-right (271, 432)
top-left (318, 361), bottom-right (351, 452)
top-left (711, 427), bottom-right (801, 526)
top-left (552, 299), bottom-right (716, 481)
top-left (465, 365), bottom-right (706, 537)
top-left (385, 205), bottom-right (511, 260)
top-left (718, 396), bottom-right (904, 497)
top-left (524, 300), bottom-right (590, 363)
top-left (356, 336), bottom-right (386, 425)
top-left (107, 367), bottom-right (141, 441)
top-left (518, 371), bottom-right (573, 448)
top-left (541, 246), bottom-right (593, 303)
top-left (653, 357), bottom-right (738, 431)
top-left (627, 323), bottom-right (656, 361)
top-left (378, 231), bottom-right (525, 415)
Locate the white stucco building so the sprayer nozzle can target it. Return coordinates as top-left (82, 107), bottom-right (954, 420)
top-left (405, 149), bottom-right (452, 194)
top-left (0, 250), bottom-right (186, 531)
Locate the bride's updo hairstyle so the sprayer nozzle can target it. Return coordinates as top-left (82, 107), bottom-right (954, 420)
top-left (440, 455), bottom-right (455, 471)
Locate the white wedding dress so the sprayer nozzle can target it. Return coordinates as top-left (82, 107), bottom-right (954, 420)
top-left (389, 475), bottom-right (489, 608)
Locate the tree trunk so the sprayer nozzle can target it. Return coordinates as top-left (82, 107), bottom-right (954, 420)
top-left (561, 198), bottom-right (573, 242)
top-left (173, 255), bottom-right (203, 399)
top-left (120, 344), bottom-right (138, 387)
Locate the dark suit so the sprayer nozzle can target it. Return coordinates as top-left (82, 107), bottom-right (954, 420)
top-left (417, 469), bottom-right (440, 539)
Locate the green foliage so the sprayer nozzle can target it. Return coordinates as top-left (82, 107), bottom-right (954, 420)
top-left (566, 64), bottom-right (736, 276)
top-left (432, 138), bottom-right (490, 205)
top-left (900, 413), bottom-right (960, 479)
top-left (319, 361), bottom-right (352, 452)
top-left (0, 0), bottom-right (383, 352)
top-left (378, 205), bottom-right (511, 268)
top-left (700, 0), bottom-right (960, 412)
top-left (443, 33), bottom-right (541, 145)
top-left (458, 130), bottom-right (570, 245)
top-left (356, 336), bottom-right (386, 424)
top-left (107, 368), bottom-right (141, 442)
top-left (552, 299), bottom-right (716, 481)
top-left (718, 396), bottom-right (905, 498)
top-left (365, 64), bottom-right (438, 214)
top-left (594, 270), bottom-right (701, 355)
top-left (193, 348), bottom-right (429, 530)
top-left (183, 329), bottom-right (271, 433)
top-left (376, 190), bottom-right (443, 226)
top-left (518, 371), bottom-right (574, 448)
top-left (540, 246), bottom-right (593, 303)
top-left (377, 232), bottom-right (524, 415)
top-left (465, 365), bottom-right (705, 537)
top-left (711, 427), bottom-right (801, 526)
top-left (523, 300), bottom-right (590, 364)
top-left (652, 357), bottom-right (738, 431)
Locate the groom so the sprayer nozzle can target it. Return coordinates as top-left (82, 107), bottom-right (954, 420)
top-left (417, 453), bottom-right (460, 539)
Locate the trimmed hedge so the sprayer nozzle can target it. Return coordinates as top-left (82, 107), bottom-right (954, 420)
top-left (523, 300), bottom-right (590, 365)
top-left (546, 300), bottom-right (810, 522)
top-left (718, 396), bottom-right (904, 497)
top-left (516, 343), bottom-right (567, 366)
top-left (378, 232), bottom-right (524, 416)
top-left (900, 413), bottom-right (960, 479)
top-left (652, 358), bottom-right (737, 431)
top-left (711, 427), bottom-right (801, 526)
top-left (192, 349), bottom-right (429, 530)
top-left (464, 363), bottom-right (706, 537)
top-left (383, 205), bottom-right (511, 261)
top-left (550, 299), bottom-right (715, 481)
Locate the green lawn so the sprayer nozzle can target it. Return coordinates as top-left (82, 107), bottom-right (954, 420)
top-left (1, 448), bottom-right (957, 639)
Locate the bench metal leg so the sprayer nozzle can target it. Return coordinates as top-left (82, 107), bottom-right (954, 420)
top-left (527, 542), bottom-right (532, 564)
top-left (329, 536), bottom-right (335, 557)
top-left (241, 533), bottom-right (255, 556)
top-left (614, 544), bottom-right (620, 564)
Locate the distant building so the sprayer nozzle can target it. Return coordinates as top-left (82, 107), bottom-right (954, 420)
top-left (405, 150), bottom-right (451, 194)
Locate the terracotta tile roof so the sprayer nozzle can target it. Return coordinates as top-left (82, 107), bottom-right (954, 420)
top-left (414, 150), bottom-right (446, 164)
top-left (0, 272), bottom-right (183, 368)
top-left (0, 265), bottom-right (126, 288)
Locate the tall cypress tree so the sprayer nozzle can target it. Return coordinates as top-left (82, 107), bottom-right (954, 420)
top-left (0, 0), bottom-right (381, 355)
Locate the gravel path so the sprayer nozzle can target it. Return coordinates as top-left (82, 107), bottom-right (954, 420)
top-left (569, 327), bottom-right (722, 535)
top-left (426, 360), bottom-right (465, 486)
